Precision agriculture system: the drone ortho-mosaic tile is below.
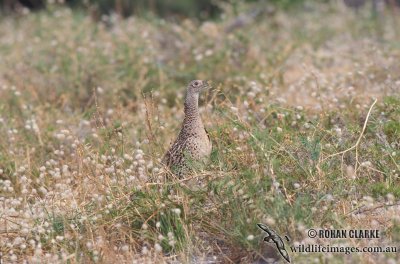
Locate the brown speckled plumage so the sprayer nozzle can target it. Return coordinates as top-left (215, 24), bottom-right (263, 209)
top-left (163, 80), bottom-right (212, 178)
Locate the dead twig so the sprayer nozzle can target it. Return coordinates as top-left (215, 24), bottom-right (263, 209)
top-left (347, 201), bottom-right (400, 216)
top-left (322, 99), bottom-right (377, 176)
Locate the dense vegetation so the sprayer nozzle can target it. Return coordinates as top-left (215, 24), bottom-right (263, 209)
top-left (0, 0), bottom-right (340, 18)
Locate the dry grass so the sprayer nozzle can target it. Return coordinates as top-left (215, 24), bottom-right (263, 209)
top-left (0, 2), bottom-right (399, 263)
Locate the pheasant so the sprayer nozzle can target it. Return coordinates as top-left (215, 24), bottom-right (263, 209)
top-left (163, 80), bottom-right (212, 178)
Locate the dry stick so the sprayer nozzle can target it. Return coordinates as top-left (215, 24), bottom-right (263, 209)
top-left (93, 87), bottom-right (106, 129)
top-left (35, 119), bottom-right (44, 146)
top-left (143, 92), bottom-right (157, 144)
top-left (347, 201), bottom-right (400, 216)
top-left (0, 229), bottom-right (19, 234)
top-left (322, 99), bottom-right (377, 176)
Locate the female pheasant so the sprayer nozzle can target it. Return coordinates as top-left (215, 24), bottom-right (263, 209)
top-left (163, 80), bottom-right (212, 178)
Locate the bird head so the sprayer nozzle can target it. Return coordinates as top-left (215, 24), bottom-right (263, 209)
top-left (187, 80), bottom-right (211, 94)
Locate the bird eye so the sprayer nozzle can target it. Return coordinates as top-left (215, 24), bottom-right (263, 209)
top-left (194, 81), bottom-right (199, 86)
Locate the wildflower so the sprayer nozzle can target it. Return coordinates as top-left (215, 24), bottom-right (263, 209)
top-left (56, 133), bottom-right (65, 140)
top-left (247, 235), bottom-right (254, 241)
top-left (96, 87), bottom-right (104, 94)
top-left (195, 54), bottom-right (203, 61)
top-left (361, 161), bottom-right (372, 167)
top-left (121, 244), bottom-right (129, 252)
top-left (155, 243), bottom-right (162, 252)
top-left (86, 242), bottom-right (93, 249)
top-left (334, 127), bottom-right (342, 136)
top-left (325, 194), bottom-right (334, 202)
top-left (230, 106), bottom-right (239, 113)
top-left (172, 208), bottom-right (181, 215)
top-left (346, 165), bottom-right (355, 179)
top-left (272, 181), bottom-right (280, 188)
top-left (168, 240), bottom-right (176, 246)
top-left (387, 193), bottom-right (394, 202)
top-left (363, 196), bottom-right (374, 203)
top-left (141, 246), bottom-right (148, 255)
top-left (265, 217), bottom-right (275, 225)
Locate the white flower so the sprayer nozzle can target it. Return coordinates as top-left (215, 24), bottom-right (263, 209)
top-left (121, 244), bottom-right (129, 252)
top-left (361, 161), bottom-right (372, 167)
top-left (205, 49), bottom-right (213, 56)
top-left (265, 217), bottom-right (275, 225)
top-left (247, 235), bottom-right (254, 241)
top-left (272, 181), bottom-right (280, 188)
top-left (141, 246), bottom-right (148, 254)
top-left (155, 243), bottom-right (162, 252)
top-left (386, 193), bottom-right (394, 202)
top-left (363, 196), bottom-right (374, 203)
top-left (325, 194), bottom-right (334, 202)
top-left (55, 133), bottom-right (65, 140)
top-left (195, 54), bottom-right (203, 61)
top-left (172, 208), bottom-right (181, 215)
top-left (86, 242), bottom-right (93, 249)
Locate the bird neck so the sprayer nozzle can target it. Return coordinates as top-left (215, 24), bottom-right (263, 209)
top-left (183, 92), bottom-right (202, 126)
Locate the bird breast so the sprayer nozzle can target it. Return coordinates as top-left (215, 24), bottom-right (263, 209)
top-left (190, 128), bottom-right (212, 160)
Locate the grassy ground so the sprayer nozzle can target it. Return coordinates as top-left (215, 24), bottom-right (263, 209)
top-left (0, 2), bottom-right (399, 263)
